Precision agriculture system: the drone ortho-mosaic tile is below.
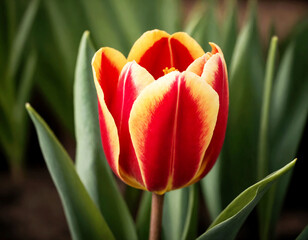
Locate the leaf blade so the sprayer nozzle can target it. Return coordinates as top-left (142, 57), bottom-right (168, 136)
top-left (197, 159), bottom-right (297, 240)
top-left (26, 103), bottom-right (115, 240)
top-left (74, 31), bottom-right (137, 240)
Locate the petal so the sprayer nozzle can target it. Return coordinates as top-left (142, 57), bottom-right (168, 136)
top-left (92, 47), bottom-right (127, 109)
top-left (110, 62), bottom-right (154, 189)
top-left (127, 30), bottom-right (205, 80)
top-left (191, 47), bottom-right (229, 182)
top-left (127, 30), bottom-right (171, 79)
top-left (169, 32), bottom-right (205, 72)
top-left (186, 52), bottom-right (213, 76)
top-left (93, 74), bottom-right (121, 181)
top-left (129, 71), bottom-right (219, 194)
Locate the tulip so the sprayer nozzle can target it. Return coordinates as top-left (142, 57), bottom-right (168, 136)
top-left (92, 29), bottom-right (228, 195)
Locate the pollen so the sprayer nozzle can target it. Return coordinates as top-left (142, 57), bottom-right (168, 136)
top-left (163, 67), bottom-right (178, 75)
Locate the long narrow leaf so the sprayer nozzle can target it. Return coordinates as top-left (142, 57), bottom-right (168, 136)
top-left (7, 0), bottom-right (40, 81)
top-left (260, 21), bottom-right (308, 239)
top-left (197, 159), bottom-right (297, 240)
top-left (220, 2), bottom-right (264, 207)
top-left (157, 0), bottom-right (180, 33)
top-left (74, 31), bottom-right (137, 240)
top-left (163, 188), bottom-right (189, 240)
top-left (26, 104), bottom-right (115, 240)
top-left (80, 0), bottom-right (124, 51)
top-left (181, 185), bottom-right (198, 240)
top-left (201, 157), bottom-right (222, 220)
top-left (297, 226), bottom-right (308, 240)
top-left (257, 36), bottom-right (278, 240)
top-left (221, 0), bottom-right (237, 65)
top-left (136, 191), bottom-right (152, 240)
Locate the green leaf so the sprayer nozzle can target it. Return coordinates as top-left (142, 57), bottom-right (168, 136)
top-left (74, 31), bottom-right (137, 240)
top-left (220, 2), bottom-right (264, 207)
top-left (296, 226), bottom-right (308, 240)
top-left (44, 0), bottom-right (86, 76)
top-left (9, 48), bottom-right (37, 166)
top-left (136, 191), bottom-right (152, 240)
top-left (256, 36), bottom-right (278, 240)
top-left (196, 159), bottom-right (297, 240)
top-left (26, 104), bottom-right (115, 240)
top-left (105, 0), bottom-right (142, 46)
top-left (15, 49), bottom-right (37, 120)
top-left (79, 0), bottom-right (124, 51)
top-left (124, 186), bottom-right (142, 216)
top-left (221, 0), bottom-right (237, 65)
top-left (201, 157), bottom-right (222, 220)
top-left (258, 21), bottom-right (308, 240)
top-left (185, 0), bottom-right (221, 51)
top-left (163, 187), bottom-right (189, 240)
top-left (7, 0), bottom-right (40, 81)
top-left (257, 36), bottom-right (278, 180)
top-left (181, 185), bottom-right (198, 240)
top-left (157, 0), bottom-right (180, 33)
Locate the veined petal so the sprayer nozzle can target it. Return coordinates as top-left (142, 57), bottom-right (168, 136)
top-left (111, 62), bottom-right (154, 189)
top-left (169, 32), bottom-right (205, 72)
top-left (92, 47), bottom-right (127, 109)
top-left (127, 30), bottom-right (171, 79)
top-left (128, 71), bottom-right (219, 194)
top-left (191, 48), bottom-right (229, 183)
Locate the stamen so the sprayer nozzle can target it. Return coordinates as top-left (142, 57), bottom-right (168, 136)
top-left (163, 67), bottom-right (178, 75)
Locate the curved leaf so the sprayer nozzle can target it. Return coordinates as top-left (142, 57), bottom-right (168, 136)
top-left (74, 31), bottom-right (137, 240)
top-left (259, 21), bottom-right (308, 240)
top-left (181, 184), bottom-right (198, 240)
top-left (201, 157), bottom-right (222, 220)
top-left (26, 104), bottom-right (115, 240)
top-left (197, 159), bottom-right (296, 240)
top-left (7, 0), bottom-right (40, 81)
top-left (256, 36), bottom-right (278, 240)
top-left (220, 2), bottom-right (264, 207)
top-left (136, 191), bottom-right (152, 240)
top-left (297, 226), bottom-right (308, 240)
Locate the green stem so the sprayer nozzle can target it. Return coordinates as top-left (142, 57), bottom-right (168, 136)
top-left (149, 193), bottom-right (165, 240)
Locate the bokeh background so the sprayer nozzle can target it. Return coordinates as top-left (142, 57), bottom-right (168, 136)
top-left (0, 0), bottom-right (307, 239)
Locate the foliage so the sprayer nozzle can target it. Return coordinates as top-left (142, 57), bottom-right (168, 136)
top-left (0, 0), bottom-right (306, 238)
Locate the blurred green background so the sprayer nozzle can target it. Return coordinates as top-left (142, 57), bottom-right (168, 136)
top-left (0, 0), bottom-right (307, 239)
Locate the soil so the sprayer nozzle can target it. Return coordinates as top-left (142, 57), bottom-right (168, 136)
top-left (0, 169), bottom-right (70, 240)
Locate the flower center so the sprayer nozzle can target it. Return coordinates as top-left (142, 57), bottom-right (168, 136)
top-left (163, 67), bottom-right (178, 75)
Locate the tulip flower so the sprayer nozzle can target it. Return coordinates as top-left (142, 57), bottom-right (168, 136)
top-left (92, 29), bottom-right (228, 195)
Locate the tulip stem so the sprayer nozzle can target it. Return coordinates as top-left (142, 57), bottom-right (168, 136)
top-left (149, 193), bottom-right (165, 240)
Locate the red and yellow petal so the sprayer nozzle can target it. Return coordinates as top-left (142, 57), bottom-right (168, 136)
top-left (92, 47), bottom-right (126, 185)
top-left (92, 47), bottom-right (127, 109)
top-left (110, 62), bottom-right (154, 189)
top-left (169, 32), bottom-right (205, 72)
top-left (127, 30), bottom-right (171, 79)
top-left (127, 30), bottom-right (205, 79)
top-left (94, 78), bottom-right (120, 180)
top-left (186, 52), bottom-right (213, 76)
top-left (128, 71), bottom-right (219, 194)
top-left (191, 47), bottom-right (229, 183)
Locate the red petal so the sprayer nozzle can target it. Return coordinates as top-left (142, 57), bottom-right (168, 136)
top-left (192, 45), bottom-right (229, 182)
top-left (110, 62), bottom-right (154, 189)
top-left (92, 47), bottom-right (127, 110)
top-left (169, 32), bottom-right (204, 72)
top-left (127, 30), bottom-right (204, 79)
top-left (129, 71), bottom-right (219, 194)
top-left (127, 30), bottom-right (171, 79)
